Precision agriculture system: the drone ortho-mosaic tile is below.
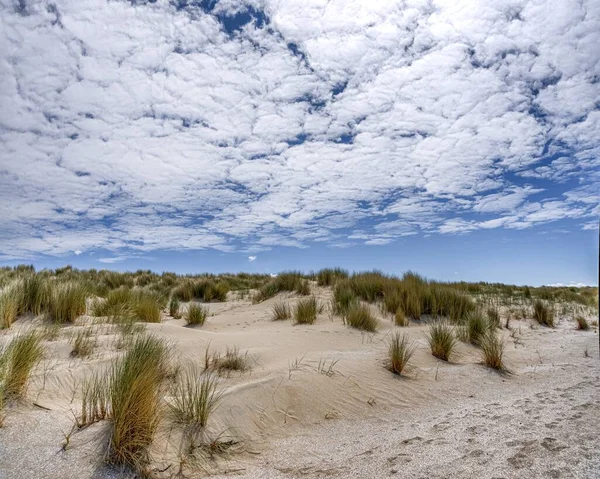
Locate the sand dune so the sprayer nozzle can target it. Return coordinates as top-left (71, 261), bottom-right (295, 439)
top-left (0, 285), bottom-right (598, 478)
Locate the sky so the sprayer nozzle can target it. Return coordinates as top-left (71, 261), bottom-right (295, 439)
top-left (0, 0), bottom-right (598, 286)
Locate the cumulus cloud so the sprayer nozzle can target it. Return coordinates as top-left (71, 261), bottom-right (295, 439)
top-left (248, 255), bottom-right (257, 261)
top-left (0, 0), bottom-right (598, 259)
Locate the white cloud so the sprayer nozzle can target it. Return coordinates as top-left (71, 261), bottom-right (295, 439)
top-left (248, 255), bottom-right (257, 262)
top-left (0, 0), bottom-right (598, 259)
top-left (74, 250), bottom-right (82, 256)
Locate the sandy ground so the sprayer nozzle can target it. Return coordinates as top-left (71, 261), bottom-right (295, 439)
top-left (0, 286), bottom-right (598, 479)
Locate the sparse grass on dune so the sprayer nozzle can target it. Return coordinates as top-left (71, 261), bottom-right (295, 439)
top-left (271, 301), bottom-right (291, 320)
top-left (70, 328), bottom-right (95, 358)
top-left (480, 331), bottom-right (506, 371)
top-left (1, 330), bottom-right (44, 398)
top-left (170, 364), bottom-right (221, 428)
top-left (575, 315), bottom-right (589, 330)
top-left (172, 279), bottom-right (230, 303)
top-left (426, 321), bottom-right (456, 361)
top-left (186, 303), bottom-right (209, 326)
top-left (204, 346), bottom-right (249, 375)
top-left (80, 370), bottom-right (109, 427)
top-left (47, 282), bottom-right (88, 323)
top-left (533, 300), bottom-right (555, 327)
top-left (108, 335), bottom-right (170, 471)
top-left (344, 302), bottom-right (378, 332)
top-left (487, 307), bottom-right (500, 329)
top-left (253, 271), bottom-right (308, 303)
top-left (294, 296), bottom-right (323, 325)
top-left (387, 331), bottom-right (416, 375)
top-left (295, 279), bottom-right (311, 296)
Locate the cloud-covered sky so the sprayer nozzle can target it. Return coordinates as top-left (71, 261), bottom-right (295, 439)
top-left (0, 0), bottom-right (598, 283)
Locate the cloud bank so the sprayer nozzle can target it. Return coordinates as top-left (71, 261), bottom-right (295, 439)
top-left (1, 0), bottom-right (598, 259)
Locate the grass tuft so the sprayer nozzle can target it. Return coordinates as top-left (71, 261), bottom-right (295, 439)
top-left (186, 304), bottom-right (209, 326)
top-left (480, 332), bottom-right (506, 371)
top-left (461, 312), bottom-right (489, 346)
top-left (575, 315), bottom-right (589, 331)
top-left (533, 300), bottom-right (555, 327)
top-left (386, 331), bottom-right (416, 375)
top-left (108, 335), bottom-right (169, 471)
top-left (169, 297), bottom-right (181, 319)
top-left (344, 302), bottom-right (378, 332)
top-left (2, 331), bottom-right (44, 398)
top-left (394, 308), bottom-right (409, 327)
top-left (205, 346), bottom-right (249, 375)
top-left (47, 282), bottom-right (87, 323)
top-left (170, 365), bottom-right (221, 428)
top-left (271, 301), bottom-right (291, 321)
top-left (426, 321), bottom-right (456, 361)
top-left (294, 297), bottom-right (322, 325)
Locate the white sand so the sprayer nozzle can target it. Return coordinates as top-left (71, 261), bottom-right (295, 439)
top-left (1, 286), bottom-right (598, 478)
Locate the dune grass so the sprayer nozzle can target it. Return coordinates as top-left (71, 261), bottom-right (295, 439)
top-left (332, 280), bottom-right (358, 317)
top-left (47, 282), bottom-right (88, 323)
top-left (426, 321), bottom-right (456, 361)
top-left (91, 288), bottom-right (163, 323)
top-left (295, 279), bottom-right (311, 296)
top-left (271, 301), bottom-right (291, 320)
top-left (480, 332), bottom-right (506, 371)
top-left (1, 331), bottom-right (44, 398)
top-left (394, 307), bottom-right (409, 327)
top-left (80, 370), bottom-right (109, 427)
top-left (70, 328), bottom-right (95, 358)
top-left (107, 335), bottom-right (169, 471)
top-left (186, 304), bottom-right (209, 326)
top-left (487, 308), bottom-right (500, 329)
top-left (294, 296), bottom-right (322, 325)
top-left (0, 291), bottom-right (19, 329)
top-left (387, 331), bottom-right (416, 375)
top-left (575, 315), bottom-right (590, 330)
top-left (343, 302), bottom-right (378, 332)
top-left (316, 268), bottom-right (349, 286)
top-left (533, 300), bottom-right (555, 327)
top-left (172, 279), bottom-right (230, 303)
top-left (204, 346), bottom-right (249, 375)
top-left (170, 365), bottom-right (221, 428)
top-left (461, 312), bottom-right (489, 346)
top-left (252, 271), bottom-right (307, 303)
top-left (169, 297), bottom-right (181, 319)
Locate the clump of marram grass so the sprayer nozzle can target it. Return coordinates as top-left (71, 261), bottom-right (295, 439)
top-left (170, 364), bottom-right (221, 428)
top-left (394, 308), bottom-right (409, 327)
top-left (79, 370), bottom-right (109, 427)
top-left (332, 280), bottom-right (358, 317)
top-left (387, 331), bottom-right (416, 375)
top-left (461, 312), bottom-right (489, 346)
top-left (487, 308), bottom-right (501, 329)
top-left (295, 279), bottom-right (311, 296)
top-left (107, 335), bottom-right (169, 471)
top-left (47, 282), bottom-right (87, 323)
top-left (294, 297), bottom-right (323, 325)
top-left (2, 330), bottom-right (44, 398)
top-left (0, 291), bottom-right (19, 329)
top-left (271, 301), bottom-right (291, 321)
top-left (204, 346), bottom-right (249, 375)
top-left (575, 315), bottom-right (589, 331)
top-left (344, 302), bottom-right (378, 332)
top-left (426, 321), bottom-right (456, 361)
top-left (186, 304), bottom-right (209, 326)
top-left (316, 268), bottom-right (349, 286)
top-left (480, 331), bottom-right (506, 371)
top-left (169, 297), bottom-right (181, 319)
top-left (91, 288), bottom-right (163, 323)
top-left (533, 300), bottom-right (555, 327)
top-left (70, 328), bottom-right (95, 358)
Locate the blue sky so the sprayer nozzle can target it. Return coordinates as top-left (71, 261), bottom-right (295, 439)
top-left (0, 0), bottom-right (598, 286)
